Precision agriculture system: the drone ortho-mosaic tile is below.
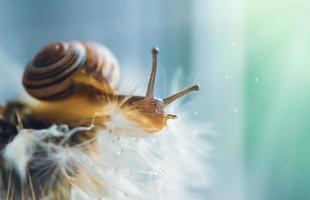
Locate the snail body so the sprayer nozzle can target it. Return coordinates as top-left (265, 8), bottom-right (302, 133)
top-left (23, 41), bottom-right (199, 132)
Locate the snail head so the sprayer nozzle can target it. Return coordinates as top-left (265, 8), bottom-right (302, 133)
top-left (121, 48), bottom-right (199, 133)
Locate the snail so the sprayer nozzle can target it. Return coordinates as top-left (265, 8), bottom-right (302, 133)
top-left (23, 41), bottom-right (199, 132)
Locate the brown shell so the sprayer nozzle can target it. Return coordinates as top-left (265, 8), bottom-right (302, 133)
top-left (23, 41), bottom-right (120, 101)
top-left (81, 42), bottom-right (120, 92)
top-left (23, 42), bottom-right (86, 100)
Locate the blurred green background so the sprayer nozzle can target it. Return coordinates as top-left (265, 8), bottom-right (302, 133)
top-left (0, 0), bottom-right (309, 199)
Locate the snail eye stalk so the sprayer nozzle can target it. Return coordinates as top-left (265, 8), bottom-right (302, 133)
top-left (163, 85), bottom-right (200, 106)
top-left (146, 48), bottom-right (159, 98)
top-left (145, 47), bottom-right (199, 114)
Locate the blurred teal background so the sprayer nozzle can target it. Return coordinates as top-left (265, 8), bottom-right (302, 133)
top-left (0, 0), bottom-right (309, 199)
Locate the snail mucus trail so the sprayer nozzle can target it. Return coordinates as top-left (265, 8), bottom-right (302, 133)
top-left (22, 41), bottom-right (199, 133)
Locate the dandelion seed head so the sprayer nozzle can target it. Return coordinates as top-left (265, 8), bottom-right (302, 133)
top-left (1, 69), bottom-right (209, 199)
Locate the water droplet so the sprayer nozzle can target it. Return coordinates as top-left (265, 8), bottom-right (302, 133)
top-left (255, 78), bottom-right (259, 82)
top-left (57, 124), bottom-right (69, 133)
top-left (233, 108), bottom-right (238, 113)
top-left (194, 111), bottom-right (198, 115)
top-left (225, 75), bottom-right (229, 79)
top-left (231, 42), bottom-right (235, 46)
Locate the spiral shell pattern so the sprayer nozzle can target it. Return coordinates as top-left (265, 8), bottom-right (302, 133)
top-left (23, 42), bottom-right (86, 100)
top-left (23, 41), bottom-right (120, 101)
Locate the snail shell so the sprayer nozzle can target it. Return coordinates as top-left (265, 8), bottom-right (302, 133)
top-left (83, 42), bottom-right (120, 90)
top-left (23, 41), bottom-right (120, 100)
